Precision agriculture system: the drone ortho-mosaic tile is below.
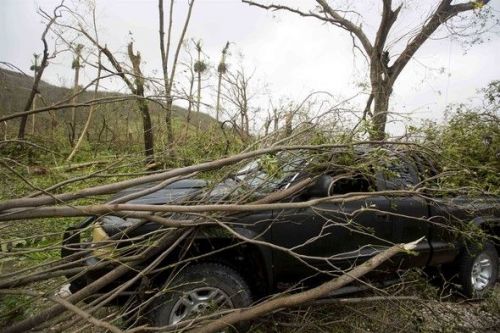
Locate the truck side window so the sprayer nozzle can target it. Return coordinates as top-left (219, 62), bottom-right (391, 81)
top-left (330, 174), bottom-right (372, 194)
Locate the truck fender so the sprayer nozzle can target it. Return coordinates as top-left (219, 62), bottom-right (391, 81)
top-left (234, 227), bottom-right (274, 291)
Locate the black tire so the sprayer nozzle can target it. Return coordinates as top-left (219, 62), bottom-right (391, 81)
top-left (149, 263), bottom-right (252, 332)
top-left (457, 242), bottom-right (498, 298)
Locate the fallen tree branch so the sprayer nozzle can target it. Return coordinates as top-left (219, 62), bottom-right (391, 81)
top-left (188, 239), bottom-right (421, 333)
top-left (0, 141), bottom-right (424, 212)
top-left (249, 177), bottom-right (312, 204)
top-left (52, 160), bottom-right (111, 172)
top-left (49, 296), bottom-right (124, 333)
top-left (2, 229), bottom-right (187, 333)
top-left (0, 189), bottom-right (426, 221)
top-left (306, 295), bottom-right (421, 306)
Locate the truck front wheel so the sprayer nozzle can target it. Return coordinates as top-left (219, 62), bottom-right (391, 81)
top-left (149, 263), bottom-right (252, 332)
top-left (458, 242), bottom-right (498, 298)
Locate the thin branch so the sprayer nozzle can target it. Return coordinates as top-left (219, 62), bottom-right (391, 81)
top-left (390, 0), bottom-right (490, 83)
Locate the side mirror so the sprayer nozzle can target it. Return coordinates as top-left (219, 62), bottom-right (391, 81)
top-left (306, 175), bottom-right (334, 197)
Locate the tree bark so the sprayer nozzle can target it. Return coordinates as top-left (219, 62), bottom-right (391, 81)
top-left (370, 80), bottom-right (391, 141)
top-left (183, 70), bottom-right (195, 139)
top-left (138, 99), bottom-right (155, 161)
top-left (165, 96), bottom-right (174, 147)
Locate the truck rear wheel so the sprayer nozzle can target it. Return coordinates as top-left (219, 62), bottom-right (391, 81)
top-left (458, 242), bottom-right (498, 298)
top-left (149, 263), bottom-right (252, 332)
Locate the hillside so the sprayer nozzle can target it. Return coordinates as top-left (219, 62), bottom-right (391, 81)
top-left (0, 67), bottom-right (218, 132)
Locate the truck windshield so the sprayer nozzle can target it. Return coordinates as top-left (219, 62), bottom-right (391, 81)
top-left (234, 153), bottom-right (305, 192)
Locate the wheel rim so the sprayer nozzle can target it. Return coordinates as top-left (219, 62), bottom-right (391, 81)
top-left (169, 287), bottom-right (233, 325)
top-left (471, 253), bottom-right (493, 291)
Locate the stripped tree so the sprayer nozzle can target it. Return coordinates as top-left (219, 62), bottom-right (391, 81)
top-left (17, 2), bottom-right (64, 140)
top-left (193, 40), bottom-right (208, 116)
top-left (158, 0), bottom-right (196, 151)
top-left (68, 43), bottom-right (83, 146)
top-left (243, 0), bottom-right (495, 140)
top-left (216, 41), bottom-right (230, 122)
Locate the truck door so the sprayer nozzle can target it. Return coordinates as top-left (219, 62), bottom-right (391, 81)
top-left (378, 155), bottom-right (431, 267)
top-left (270, 174), bottom-right (394, 285)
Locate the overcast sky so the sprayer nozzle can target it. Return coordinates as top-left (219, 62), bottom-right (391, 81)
top-left (1, 0), bottom-right (499, 133)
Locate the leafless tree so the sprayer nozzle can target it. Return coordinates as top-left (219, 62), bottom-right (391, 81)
top-left (29, 54), bottom-right (40, 136)
top-left (72, 25), bottom-right (156, 163)
top-left (17, 2), bottom-right (64, 140)
top-left (66, 6), bottom-right (101, 162)
top-left (216, 41), bottom-right (230, 122)
top-left (179, 42), bottom-right (196, 135)
top-left (193, 40), bottom-right (208, 115)
top-left (222, 65), bottom-right (257, 139)
top-left (158, 0), bottom-right (195, 150)
top-left (68, 43), bottom-right (83, 146)
top-left (127, 42), bottom-right (156, 163)
top-left (242, 0), bottom-right (495, 140)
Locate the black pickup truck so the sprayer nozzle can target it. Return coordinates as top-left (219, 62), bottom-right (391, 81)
top-left (62, 147), bottom-right (499, 328)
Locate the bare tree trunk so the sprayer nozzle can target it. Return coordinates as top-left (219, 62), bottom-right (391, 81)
top-left (2, 121), bottom-right (7, 140)
top-left (371, 87), bottom-right (390, 141)
top-left (183, 72), bottom-right (195, 139)
top-left (128, 42), bottom-right (155, 163)
top-left (30, 54), bottom-right (39, 136)
top-left (76, 28), bottom-right (156, 164)
top-left (186, 76), bottom-right (194, 125)
top-left (242, 103), bottom-right (249, 135)
top-left (216, 42), bottom-right (230, 122)
top-left (138, 100), bottom-right (155, 161)
top-left (197, 70), bottom-right (201, 114)
top-left (194, 40), bottom-right (204, 116)
top-left (263, 115), bottom-right (272, 136)
top-left (273, 108), bottom-right (279, 133)
top-left (67, 49), bottom-right (101, 162)
top-left (69, 67), bottom-right (80, 144)
top-left (31, 93), bottom-right (38, 136)
top-left (18, 113), bottom-right (29, 140)
top-left (158, 0), bottom-right (195, 151)
top-left (165, 96), bottom-right (174, 146)
top-left (17, 5), bottom-right (61, 140)
top-left (69, 45), bottom-right (83, 146)
top-left (216, 73), bottom-right (223, 122)
top-left (285, 111), bottom-right (293, 136)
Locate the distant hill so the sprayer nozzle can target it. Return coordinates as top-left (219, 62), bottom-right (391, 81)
top-left (0, 67), bottom-right (218, 133)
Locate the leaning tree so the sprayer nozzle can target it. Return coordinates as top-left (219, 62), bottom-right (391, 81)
top-left (243, 0), bottom-right (495, 140)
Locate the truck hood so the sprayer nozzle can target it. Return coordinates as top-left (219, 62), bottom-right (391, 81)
top-left (109, 179), bottom-right (209, 205)
top-left (100, 178), bottom-right (240, 236)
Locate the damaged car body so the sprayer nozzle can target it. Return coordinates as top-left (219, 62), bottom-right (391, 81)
top-left (61, 146), bottom-right (500, 329)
